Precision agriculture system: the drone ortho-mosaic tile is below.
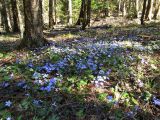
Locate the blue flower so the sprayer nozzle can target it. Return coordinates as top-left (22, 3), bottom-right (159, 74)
top-left (134, 105), bottom-right (139, 111)
top-left (0, 82), bottom-right (9, 88)
top-left (106, 69), bottom-right (111, 76)
top-left (153, 97), bottom-right (160, 106)
top-left (107, 95), bottom-right (113, 101)
top-left (45, 85), bottom-right (52, 92)
top-left (32, 72), bottom-right (41, 79)
top-left (76, 61), bottom-right (87, 70)
top-left (16, 59), bottom-right (20, 64)
top-left (49, 78), bottom-right (57, 85)
top-left (40, 78), bottom-right (57, 92)
top-left (39, 63), bottom-right (55, 73)
top-left (5, 100), bottom-right (12, 107)
top-left (17, 81), bottom-right (26, 87)
top-left (126, 111), bottom-right (134, 117)
top-left (33, 99), bottom-right (42, 106)
top-left (27, 60), bottom-right (33, 68)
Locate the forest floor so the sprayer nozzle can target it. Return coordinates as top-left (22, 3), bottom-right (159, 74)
top-left (0, 21), bottom-right (160, 120)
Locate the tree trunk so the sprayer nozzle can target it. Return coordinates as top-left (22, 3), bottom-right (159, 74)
top-left (136, 0), bottom-right (139, 17)
top-left (21, 0), bottom-right (47, 48)
top-left (141, 0), bottom-right (147, 25)
top-left (123, 2), bottom-right (127, 17)
top-left (17, 0), bottom-right (24, 38)
top-left (68, 0), bottom-right (72, 25)
top-left (76, 0), bottom-right (84, 25)
top-left (11, 0), bottom-right (20, 32)
top-left (6, 1), bottom-right (13, 31)
top-left (82, 0), bottom-right (86, 30)
top-left (145, 0), bottom-right (152, 20)
top-left (86, 0), bottom-right (91, 27)
top-left (0, 0), bottom-right (10, 32)
top-left (153, 0), bottom-right (160, 19)
top-left (49, 0), bottom-right (54, 28)
top-left (118, 0), bottom-right (122, 16)
top-left (80, 0), bottom-right (91, 30)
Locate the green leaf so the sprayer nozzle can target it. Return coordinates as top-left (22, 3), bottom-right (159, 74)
top-left (3, 76), bottom-right (10, 81)
top-left (131, 97), bottom-right (139, 105)
top-left (97, 93), bottom-right (108, 101)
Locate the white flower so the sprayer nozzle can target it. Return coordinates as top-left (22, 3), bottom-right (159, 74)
top-left (6, 117), bottom-right (11, 120)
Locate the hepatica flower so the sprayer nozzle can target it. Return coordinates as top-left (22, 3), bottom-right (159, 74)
top-left (40, 78), bottom-right (57, 92)
top-left (42, 74), bottom-right (48, 79)
top-left (126, 111), bottom-right (134, 117)
top-left (153, 97), bottom-right (160, 106)
top-left (17, 81), bottom-right (26, 87)
top-left (106, 69), bottom-right (111, 76)
top-left (27, 61), bottom-right (33, 68)
top-left (33, 99), bottom-right (43, 106)
top-left (32, 72), bottom-right (41, 80)
top-left (107, 95), bottom-right (113, 102)
top-left (5, 100), bottom-right (12, 107)
top-left (0, 82), bottom-right (10, 88)
top-left (76, 61), bottom-right (87, 70)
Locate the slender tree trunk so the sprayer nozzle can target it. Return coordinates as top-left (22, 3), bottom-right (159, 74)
top-left (54, 0), bottom-right (57, 24)
top-left (148, 0), bottom-right (153, 20)
top-left (6, 1), bottom-right (13, 31)
top-left (21, 0), bottom-right (47, 48)
top-left (17, 0), bottom-right (24, 38)
top-left (76, 0), bottom-right (84, 25)
top-left (68, 0), bottom-right (72, 25)
top-left (153, 0), bottom-right (160, 19)
top-left (87, 0), bottom-right (91, 27)
top-left (145, 0), bottom-right (152, 20)
top-left (123, 2), bottom-right (127, 17)
top-left (136, 0), bottom-right (139, 17)
top-left (11, 0), bottom-right (20, 32)
top-left (49, 0), bottom-right (54, 28)
top-left (82, 0), bottom-right (86, 30)
top-left (118, 0), bottom-right (121, 16)
top-left (141, 0), bottom-right (147, 25)
top-left (0, 0), bottom-right (10, 32)
top-left (81, 0), bottom-right (91, 30)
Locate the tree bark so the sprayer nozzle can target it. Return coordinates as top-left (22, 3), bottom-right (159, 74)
top-left (11, 0), bottom-right (20, 32)
top-left (86, 0), bottom-right (91, 27)
top-left (141, 0), bottom-right (147, 25)
top-left (68, 0), bottom-right (72, 25)
top-left (153, 0), bottom-right (160, 19)
top-left (122, 1), bottom-right (127, 17)
top-left (78, 0), bottom-right (91, 30)
top-left (145, 0), bottom-right (152, 20)
top-left (118, 0), bottom-right (122, 16)
top-left (21, 0), bottom-right (47, 48)
top-left (136, 0), bottom-right (139, 17)
top-left (0, 0), bottom-right (10, 32)
top-left (49, 0), bottom-right (54, 28)
top-left (17, 0), bottom-right (24, 38)
top-left (76, 0), bottom-right (84, 25)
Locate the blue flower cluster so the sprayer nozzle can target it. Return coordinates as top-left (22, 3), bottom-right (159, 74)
top-left (40, 78), bottom-right (57, 92)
